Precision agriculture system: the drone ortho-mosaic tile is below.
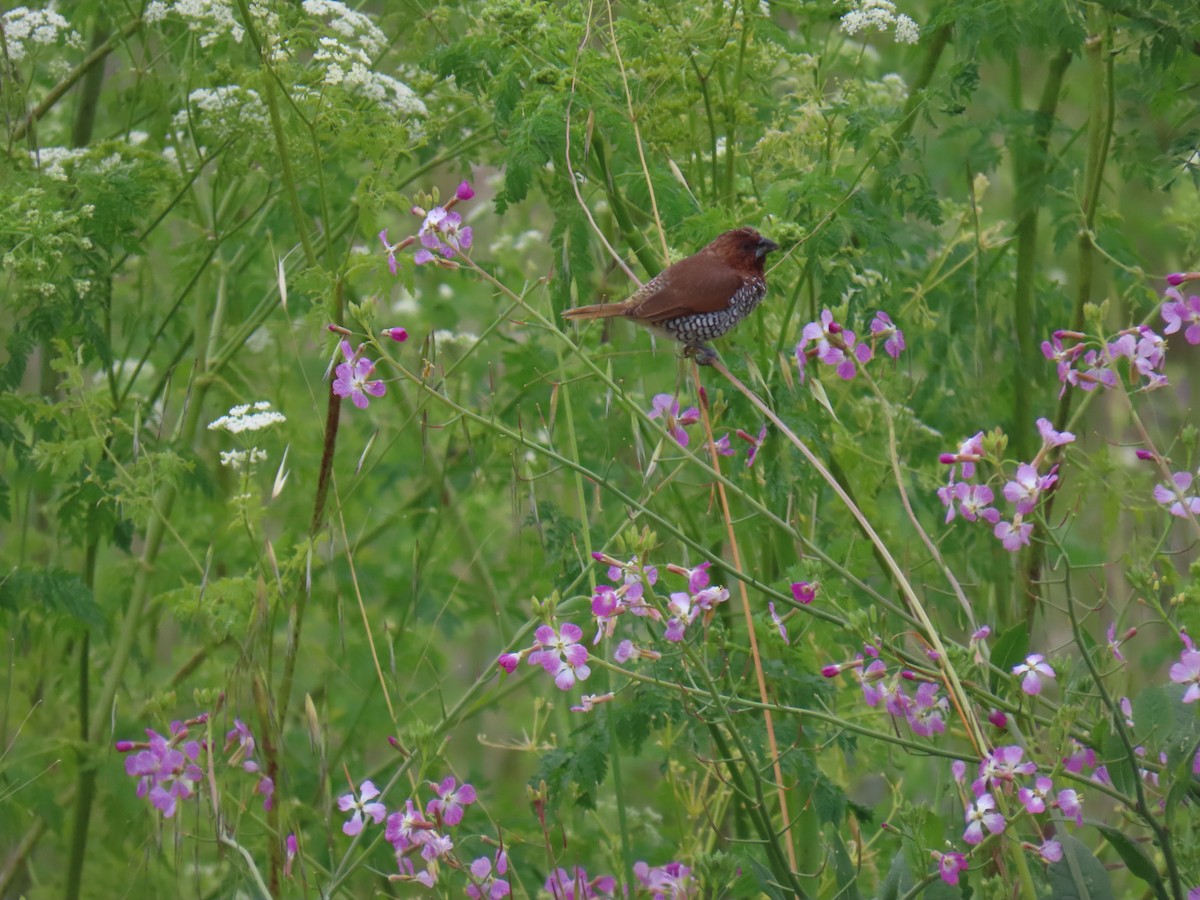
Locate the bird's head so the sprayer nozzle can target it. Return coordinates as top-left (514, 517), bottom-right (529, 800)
top-left (708, 227), bottom-right (780, 271)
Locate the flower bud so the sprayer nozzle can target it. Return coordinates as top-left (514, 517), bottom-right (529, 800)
top-left (382, 327), bottom-right (408, 342)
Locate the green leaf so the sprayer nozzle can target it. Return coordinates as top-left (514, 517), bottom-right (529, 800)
top-left (0, 566), bottom-right (104, 629)
top-left (989, 624), bottom-right (1029, 692)
top-left (1046, 834), bottom-right (1114, 900)
top-left (1093, 823), bottom-right (1162, 890)
top-left (827, 826), bottom-right (860, 900)
top-left (1131, 685), bottom-right (1179, 746)
top-left (878, 852), bottom-right (914, 900)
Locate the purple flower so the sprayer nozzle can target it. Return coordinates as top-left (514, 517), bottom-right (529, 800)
top-left (414, 206), bottom-right (473, 264)
top-left (224, 719), bottom-right (258, 772)
top-left (791, 581), bottom-right (816, 604)
top-left (941, 431), bottom-right (985, 480)
top-left (337, 780), bottom-right (387, 836)
top-left (1169, 646), bottom-right (1200, 703)
top-left (951, 482), bottom-right (1001, 523)
top-left (1036, 839), bottom-right (1063, 863)
top-left (1018, 775), bottom-right (1054, 814)
top-left (951, 759), bottom-right (966, 783)
top-left (713, 433), bottom-right (734, 456)
top-left (1063, 742), bottom-right (1096, 774)
top-left (1013, 653), bottom-right (1056, 695)
top-left (647, 394), bottom-right (700, 446)
top-left (1153, 470), bottom-right (1200, 518)
top-left (869, 311), bottom-right (906, 358)
top-left (768, 602), bottom-right (788, 643)
top-left (385, 798), bottom-right (434, 852)
top-left (1162, 288), bottom-right (1200, 344)
top-left (426, 776), bottom-right (477, 826)
top-left (973, 745), bottom-right (1037, 796)
top-left (284, 833), bottom-right (298, 878)
top-left (122, 723), bottom-right (205, 818)
top-left (544, 867), bottom-right (616, 899)
top-left (529, 621), bottom-right (591, 690)
top-left (994, 519), bottom-right (1033, 552)
top-left (332, 340), bottom-right (387, 409)
top-left (497, 652), bottom-right (521, 673)
top-left (1036, 417), bottom-right (1074, 448)
top-left (1106, 622), bottom-right (1127, 661)
top-left (381, 326), bottom-right (408, 342)
top-left (737, 425), bottom-right (768, 467)
top-left (1002, 462), bottom-right (1055, 515)
top-left (571, 692), bottom-right (615, 713)
top-left (1056, 788), bottom-right (1083, 825)
top-left (1042, 334), bottom-right (1084, 384)
top-left (907, 682), bottom-right (947, 736)
top-left (456, 181), bottom-right (476, 201)
top-left (963, 793), bottom-right (1005, 844)
top-left (467, 850), bottom-right (510, 899)
top-left (796, 309), bottom-right (872, 380)
top-left (634, 860), bottom-right (692, 899)
top-left (933, 851), bottom-right (968, 885)
top-left (379, 229), bottom-right (401, 275)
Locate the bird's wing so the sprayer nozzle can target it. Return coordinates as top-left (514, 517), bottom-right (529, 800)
top-left (626, 254), bottom-right (747, 323)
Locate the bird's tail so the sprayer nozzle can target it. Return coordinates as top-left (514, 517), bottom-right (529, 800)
top-left (562, 302), bottom-right (628, 320)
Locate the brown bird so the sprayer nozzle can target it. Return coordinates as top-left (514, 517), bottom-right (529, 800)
top-left (563, 227), bottom-right (780, 364)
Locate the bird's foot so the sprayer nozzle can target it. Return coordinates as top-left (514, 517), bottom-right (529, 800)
top-left (683, 344), bottom-right (719, 366)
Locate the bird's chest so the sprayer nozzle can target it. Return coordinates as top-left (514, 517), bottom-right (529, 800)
top-left (659, 277), bottom-right (766, 343)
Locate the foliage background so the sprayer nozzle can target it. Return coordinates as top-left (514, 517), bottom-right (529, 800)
top-left (2, 0), bottom-right (1200, 897)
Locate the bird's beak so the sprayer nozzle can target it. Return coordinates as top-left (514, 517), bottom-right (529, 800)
top-left (756, 237), bottom-right (780, 258)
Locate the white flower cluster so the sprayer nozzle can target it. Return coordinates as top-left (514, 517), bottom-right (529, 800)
top-left (144, 0), bottom-right (244, 48)
top-left (1, 6), bottom-right (84, 62)
top-left (301, 1), bottom-right (426, 118)
top-left (839, 0), bottom-right (920, 45)
top-left (302, 0), bottom-right (385, 56)
top-left (208, 401), bottom-right (287, 434)
top-left (29, 147), bottom-right (124, 181)
top-left (220, 447), bottom-right (268, 469)
top-left (172, 86), bottom-right (268, 130)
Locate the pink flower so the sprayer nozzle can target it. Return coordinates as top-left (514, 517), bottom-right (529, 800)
top-left (1169, 646), bottom-right (1200, 703)
top-left (1056, 788), bottom-right (1083, 825)
top-left (647, 394), bottom-right (700, 446)
top-left (963, 793), bottom-right (1005, 844)
top-left (768, 602), bottom-right (788, 643)
top-left (1153, 470), bottom-right (1200, 518)
top-left (1036, 417), bottom-right (1075, 447)
top-left (736, 425), bottom-right (769, 467)
top-left (337, 780), bottom-right (387, 836)
top-left (426, 776), bottom-right (477, 826)
top-left (1036, 839), bottom-right (1063, 863)
top-left (529, 621), bottom-right (591, 690)
top-left (994, 519), bottom-right (1033, 552)
top-left (1013, 653), bottom-right (1056, 695)
top-left (381, 327), bottom-right (408, 342)
top-left (332, 340), bottom-right (387, 409)
top-left (456, 181), bottom-right (476, 201)
top-left (933, 851), bottom-right (968, 885)
top-left (1002, 462), bottom-right (1055, 515)
top-left (1162, 288), bottom-right (1200, 344)
top-left (869, 310), bottom-right (906, 359)
top-left (467, 849), bottom-right (510, 899)
top-left (791, 581), bottom-right (816, 604)
top-left (1018, 775), bottom-right (1054, 813)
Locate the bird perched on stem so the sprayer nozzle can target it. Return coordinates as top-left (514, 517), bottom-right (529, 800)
top-left (562, 227), bottom-right (780, 364)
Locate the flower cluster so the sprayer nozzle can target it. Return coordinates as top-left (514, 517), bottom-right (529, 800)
top-left (795, 309), bottom-right (905, 382)
top-left (634, 860), bottom-right (693, 898)
top-left (381, 181), bottom-right (475, 271)
top-left (937, 417), bottom-right (1074, 552)
top-left (208, 400), bottom-right (287, 434)
top-left (336, 774), bottom-right (484, 889)
top-left (116, 714), bottom-right (273, 818)
top-left (838, 0), bottom-right (920, 44)
top-left (1162, 278), bottom-right (1200, 345)
top-left (1, 5), bottom-right (84, 63)
top-left (1042, 324), bottom-right (1168, 396)
top-left (544, 866), bottom-right (616, 898)
top-left (821, 643), bottom-right (949, 738)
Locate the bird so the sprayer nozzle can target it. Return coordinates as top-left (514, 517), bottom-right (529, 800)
top-left (562, 227), bottom-right (780, 364)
